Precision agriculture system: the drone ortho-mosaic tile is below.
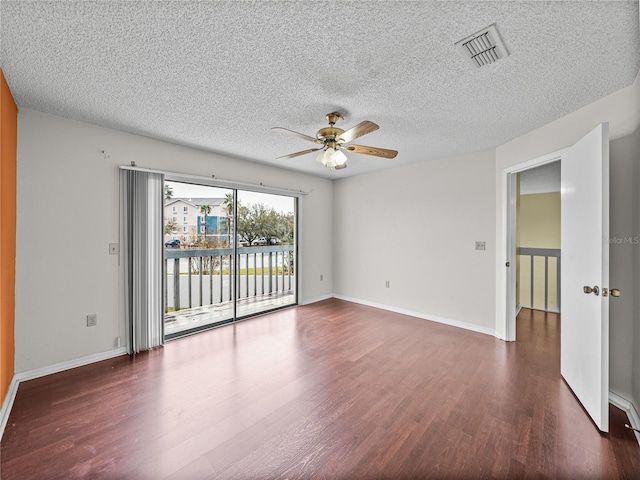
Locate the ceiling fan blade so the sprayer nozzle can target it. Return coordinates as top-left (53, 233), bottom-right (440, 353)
top-left (335, 162), bottom-right (348, 170)
top-left (339, 121), bottom-right (379, 143)
top-left (276, 148), bottom-right (322, 160)
top-left (345, 144), bottom-right (398, 159)
top-left (271, 127), bottom-right (321, 144)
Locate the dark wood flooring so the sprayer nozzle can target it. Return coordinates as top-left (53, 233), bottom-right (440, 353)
top-left (1, 300), bottom-right (639, 479)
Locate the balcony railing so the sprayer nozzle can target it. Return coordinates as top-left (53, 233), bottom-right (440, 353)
top-left (518, 247), bottom-right (560, 312)
top-left (164, 244), bottom-right (295, 334)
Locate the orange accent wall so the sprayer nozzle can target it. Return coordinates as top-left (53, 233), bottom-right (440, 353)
top-left (0, 68), bottom-right (17, 406)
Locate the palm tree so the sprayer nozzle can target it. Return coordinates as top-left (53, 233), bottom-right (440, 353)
top-left (199, 204), bottom-right (212, 242)
top-left (223, 193), bottom-right (234, 244)
top-left (222, 193), bottom-right (234, 216)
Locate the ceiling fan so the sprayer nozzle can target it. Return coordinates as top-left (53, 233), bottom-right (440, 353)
top-left (271, 112), bottom-right (397, 170)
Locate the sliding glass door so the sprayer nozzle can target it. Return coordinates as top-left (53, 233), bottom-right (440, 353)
top-left (163, 180), bottom-right (297, 338)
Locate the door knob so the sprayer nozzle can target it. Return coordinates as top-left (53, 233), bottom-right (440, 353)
top-left (583, 285), bottom-right (599, 296)
top-left (602, 288), bottom-right (621, 297)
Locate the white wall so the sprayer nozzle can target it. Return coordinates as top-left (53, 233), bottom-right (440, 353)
top-left (495, 72), bottom-right (640, 403)
top-left (633, 70), bottom-right (640, 412)
top-left (15, 109), bottom-right (334, 373)
top-left (609, 130), bottom-right (639, 400)
top-left (333, 148), bottom-right (497, 335)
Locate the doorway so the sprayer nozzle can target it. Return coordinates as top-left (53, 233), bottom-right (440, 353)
top-left (500, 123), bottom-right (611, 432)
top-left (163, 180), bottom-right (297, 339)
top-left (516, 161), bottom-right (561, 315)
top-left (502, 150), bottom-right (563, 342)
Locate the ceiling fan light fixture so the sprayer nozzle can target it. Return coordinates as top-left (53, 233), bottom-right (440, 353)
top-left (316, 148), bottom-right (329, 164)
top-left (316, 147), bottom-right (347, 169)
top-left (334, 149), bottom-right (347, 166)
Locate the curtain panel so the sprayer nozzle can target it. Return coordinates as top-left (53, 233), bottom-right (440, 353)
top-left (120, 169), bottom-right (164, 354)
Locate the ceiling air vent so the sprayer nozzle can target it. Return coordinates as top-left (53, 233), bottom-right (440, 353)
top-left (455, 24), bottom-right (509, 68)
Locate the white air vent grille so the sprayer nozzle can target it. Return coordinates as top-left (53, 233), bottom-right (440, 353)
top-left (455, 24), bottom-right (509, 68)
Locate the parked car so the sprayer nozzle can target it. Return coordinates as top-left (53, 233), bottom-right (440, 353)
top-left (252, 237), bottom-right (267, 246)
top-left (165, 239), bottom-right (180, 248)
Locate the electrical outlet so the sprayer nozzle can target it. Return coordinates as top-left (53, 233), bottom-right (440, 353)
top-left (475, 241), bottom-right (486, 251)
top-left (87, 314), bottom-right (97, 327)
top-left (385, 280), bottom-right (390, 288)
top-left (109, 243), bottom-right (119, 255)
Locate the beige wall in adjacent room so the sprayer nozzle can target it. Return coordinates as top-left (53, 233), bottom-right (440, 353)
top-left (517, 192), bottom-right (560, 311)
top-left (519, 193), bottom-right (561, 249)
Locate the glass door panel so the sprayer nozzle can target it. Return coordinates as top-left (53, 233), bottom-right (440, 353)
top-left (236, 191), bottom-right (297, 318)
top-left (163, 181), bottom-right (235, 338)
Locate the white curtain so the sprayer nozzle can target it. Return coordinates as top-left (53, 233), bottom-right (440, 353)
top-left (121, 169), bottom-right (164, 354)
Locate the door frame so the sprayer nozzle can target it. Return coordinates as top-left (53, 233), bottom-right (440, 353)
top-left (500, 148), bottom-right (567, 341)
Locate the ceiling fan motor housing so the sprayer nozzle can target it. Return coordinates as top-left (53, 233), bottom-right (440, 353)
top-left (316, 127), bottom-right (345, 144)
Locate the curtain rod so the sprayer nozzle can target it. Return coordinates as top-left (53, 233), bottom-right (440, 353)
top-left (119, 164), bottom-right (309, 196)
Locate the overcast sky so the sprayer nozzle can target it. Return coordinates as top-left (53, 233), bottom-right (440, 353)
top-left (167, 180), bottom-right (295, 214)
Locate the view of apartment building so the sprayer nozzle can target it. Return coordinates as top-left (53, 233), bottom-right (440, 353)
top-left (164, 197), bottom-right (228, 242)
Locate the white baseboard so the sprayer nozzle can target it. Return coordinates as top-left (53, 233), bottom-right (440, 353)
top-left (1, 347), bottom-right (127, 441)
top-left (609, 390), bottom-right (640, 445)
top-left (14, 347), bottom-right (127, 383)
top-left (0, 375), bottom-right (21, 440)
top-left (333, 294), bottom-right (501, 339)
top-left (300, 293), bottom-right (334, 305)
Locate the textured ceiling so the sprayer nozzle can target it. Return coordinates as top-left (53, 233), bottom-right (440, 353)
top-left (520, 161), bottom-right (561, 195)
top-left (1, 1), bottom-right (638, 179)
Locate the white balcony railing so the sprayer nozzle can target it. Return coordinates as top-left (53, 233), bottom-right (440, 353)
top-left (164, 244), bottom-right (295, 335)
top-left (517, 247), bottom-right (560, 312)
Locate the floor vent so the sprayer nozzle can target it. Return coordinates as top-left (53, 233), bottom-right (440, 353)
top-left (455, 24), bottom-right (509, 68)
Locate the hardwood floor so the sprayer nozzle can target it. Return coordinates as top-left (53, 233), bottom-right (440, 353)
top-left (1, 300), bottom-right (639, 479)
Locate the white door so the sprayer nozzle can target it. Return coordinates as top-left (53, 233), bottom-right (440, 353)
top-left (561, 123), bottom-right (610, 432)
